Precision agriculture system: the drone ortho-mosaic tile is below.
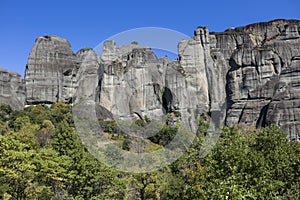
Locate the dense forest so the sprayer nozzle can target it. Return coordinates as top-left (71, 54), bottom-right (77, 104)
top-left (0, 102), bottom-right (300, 199)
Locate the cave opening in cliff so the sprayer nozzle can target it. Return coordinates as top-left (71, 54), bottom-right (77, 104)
top-left (162, 87), bottom-right (173, 114)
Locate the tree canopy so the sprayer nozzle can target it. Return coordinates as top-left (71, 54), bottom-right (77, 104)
top-left (0, 102), bottom-right (299, 199)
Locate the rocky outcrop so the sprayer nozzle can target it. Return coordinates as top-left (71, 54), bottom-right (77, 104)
top-left (74, 48), bottom-right (99, 101)
top-left (24, 36), bottom-right (99, 104)
top-left (2, 19), bottom-right (300, 139)
top-left (95, 28), bottom-right (228, 132)
top-left (97, 41), bottom-right (166, 120)
top-left (0, 68), bottom-right (25, 109)
top-left (216, 19), bottom-right (300, 140)
top-left (96, 19), bottom-right (300, 139)
top-left (165, 27), bottom-right (227, 132)
top-left (25, 36), bottom-right (77, 104)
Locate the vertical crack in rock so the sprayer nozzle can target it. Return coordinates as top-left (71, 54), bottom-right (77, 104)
top-left (256, 102), bottom-right (271, 128)
top-left (238, 103), bottom-right (246, 124)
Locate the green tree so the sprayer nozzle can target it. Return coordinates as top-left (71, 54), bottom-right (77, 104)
top-left (198, 125), bottom-right (300, 199)
top-left (13, 116), bottom-right (31, 131)
top-left (13, 122), bottom-right (40, 149)
top-left (0, 120), bottom-right (9, 135)
top-left (35, 119), bottom-right (55, 147)
top-left (0, 135), bottom-right (36, 199)
top-left (0, 103), bottom-right (12, 121)
top-left (128, 169), bottom-right (180, 200)
top-left (50, 101), bottom-right (73, 126)
top-left (0, 133), bottom-right (74, 199)
top-left (52, 119), bottom-right (126, 199)
top-left (30, 148), bottom-right (73, 199)
top-left (250, 125), bottom-right (300, 198)
top-left (203, 126), bottom-right (255, 199)
top-left (168, 116), bottom-right (208, 199)
top-left (149, 125), bottom-right (178, 146)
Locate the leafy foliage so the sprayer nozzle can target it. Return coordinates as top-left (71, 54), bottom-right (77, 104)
top-left (149, 125), bottom-right (178, 146)
top-left (199, 125), bottom-right (300, 199)
top-left (0, 101), bottom-right (299, 199)
top-left (0, 102), bottom-right (126, 199)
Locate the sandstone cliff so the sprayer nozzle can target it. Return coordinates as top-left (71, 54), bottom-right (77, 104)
top-left (0, 67), bottom-right (25, 109)
top-left (215, 19), bottom-right (300, 140)
top-left (97, 41), bottom-right (165, 121)
top-left (1, 19), bottom-right (299, 139)
top-left (24, 36), bottom-right (98, 105)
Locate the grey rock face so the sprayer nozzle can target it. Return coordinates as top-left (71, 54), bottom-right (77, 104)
top-left (219, 19), bottom-right (300, 140)
top-left (97, 41), bottom-right (166, 121)
top-left (74, 48), bottom-right (99, 101)
top-left (4, 19), bottom-right (300, 139)
top-left (0, 68), bottom-right (25, 109)
top-left (97, 28), bottom-right (228, 132)
top-left (25, 36), bottom-right (99, 104)
top-left (25, 36), bottom-right (77, 104)
top-left (166, 27), bottom-right (227, 132)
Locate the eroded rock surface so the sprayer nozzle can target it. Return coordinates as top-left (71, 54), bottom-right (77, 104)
top-left (165, 27), bottom-right (227, 132)
top-left (218, 20), bottom-right (300, 140)
top-left (74, 48), bottom-right (99, 101)
top-left (24, 36), bottom-right (99, 104)
top-left (25, 36), bottom-right (77, 104)
top-left (2, 19), bottom-right (299, 138)
top-left (97, 41), bottom-right (165, 121)
top-left (96, 28), bottom-right (228, 132)
top-left (0, 68), bottom-right (25, 109)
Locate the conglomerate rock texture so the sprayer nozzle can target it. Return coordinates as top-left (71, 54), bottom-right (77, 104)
top-left (1, 19), bottom-right (300, 139)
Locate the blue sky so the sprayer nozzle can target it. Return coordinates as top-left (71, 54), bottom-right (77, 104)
top-left (0, 0), bottom-right (299, 76)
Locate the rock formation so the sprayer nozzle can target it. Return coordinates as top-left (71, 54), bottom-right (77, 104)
top-left (24, 36), bottom-right (99, 105)
top-left (74, 48), bottom-right (99, 102)
top-left (1, 19), bottom-right (300, 139)
top-left (164, 26), bottom-right (227, 132)
top-left (214, 20), bottom-right (300, 140)
top-left (97, 41), bottom-right (166, 121)
top-left (0, 67), bottom-right (25, 109)
top-left (25, 36), bottom-right (77, 104)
